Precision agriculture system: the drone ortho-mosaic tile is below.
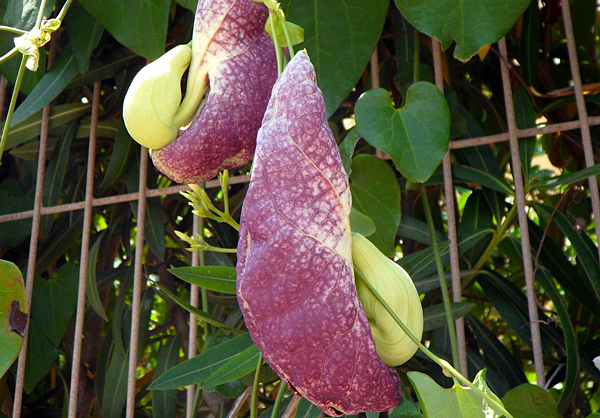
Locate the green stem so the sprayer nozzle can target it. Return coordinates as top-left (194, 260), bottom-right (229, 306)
top-left (420, 183), bottom-right (460, 370)
top-left (354, 269), bottom-right (514, 418)
top-left (0, 26), bottom-right (26, 35)
top-left (413, 30), bottom-right (420, 83)
top-left (191, 385), bottom-right (202, 418)
top-left (269, 10), bottom-right (283, 74)
top-left (198, 193), bottom-right (210, 340)
top-left (280, 16), bottom-right (295, 59)
top-left (0, 55), bottom-right (27, 161)
top-left (271, 381), bottom-right (287, 418)
top-left (0, 47), bottom-right (18, 65)
top-left (251, 353), bottom-right (263, 418)
top-left (56, 0), bottom-right (75, 21)
top-left (35, 0), bottom-right (49, 29)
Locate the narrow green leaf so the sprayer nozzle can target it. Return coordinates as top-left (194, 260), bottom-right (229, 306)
top-left (338, 127), bottom-right (361, 175)
top-left (68, 49), bottom-right (137, 89)
top-left (535, 203), bottom-right (600, 309)
top-left (35, 212), bottom-right (84, 276)
top-left (169, 266), bottom-right (237, 295)
top-left (350, 154), bottom-right (401, 257)
top-left (153, 335), bottom-right (182, 418)
top-left (519, 0), bottom-right (541, 89)
top-left (152, 281), bottom-right (241, 334)
top-left (86, 232), bottom-right (108, 321)
top-left (95, 120), bottom-right (135, 195)
top-left (295, 397), bottom-right (322, 418)
top-left (513, 87), bottom-right (536, 180)
top-left (533, 163), bottom-right (600, 190)
top-left (11, 47), bottom-right (80, 126)
top-left (423, 302), bottom-right (475, 332)
top-left (63, 1), bottom-right (104, 74)
top-left (41, 119), bottom-right (78, 235)
top-left (101, 345), bottom-right (129, 417)
top-left (3, 103), bottom-right (91, 151)
top-left (398, 215), bottom-right (447, 246)
top-left (202, 344), bottom-right (261, 389)
top-left (150, 333), bottom-right (254, 390)
top-left (355, 84), bottom-right (450, 183)
top-left (24, 319), bottom-right (59, 393)
top-left (452, 164), bottom-right (514, 196)
top-left (467, 315), bottom-right (527, 389)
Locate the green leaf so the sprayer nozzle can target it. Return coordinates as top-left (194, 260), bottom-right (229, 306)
top-left (0, 179), bottom-right (34, 248)
top-left (349, 207), bottom-right (377, 237)
top-left (398, 215), bottom-right (446, 246)
top-left (423, 302), bottom-right (474, 332)
top-left (150, 333), bottom-right (254, 390)
top-left (68, 49), bottom-right (137, 89)
top-left (41, 119), bottom-right (77, 235)
top-left (533, 163), bottom-right (600, 190)
top-left (467, 315), bottom-right (527, 389)
top-left (535, 203), bottom-right (600, 309)
top-left (390, 399), bottom-right (423, 418)
top-left (519, 0), bottom-right (540, 89)
top-left (408, 369), bottom-right (506, 417)
top-left (35, 211), bottom-right (84, 276)
top-left (153, 335), bottom-right (181, 418)
top-left (64, 1), bottom-right (104, 74)
top-left (502, 384), bottom-right (559, 418)
top-left (24, 319), bottom-right (59, 393)
top-left (0, 260), bottom-right (26, 379)
top-left (31, 263), bottom-right (78, 347)
top-left (152, 280), bottom-right (241, 333)
top-left (513, 87), bottom-right (536, 180)
top-left (77, 0), bottom-right (169, 60)
top-left (202, 344), bottom-right (261, 389)
top-left (457, 190), bottom-right (494, 264)
top-left (86, 232), bottom-right (108, 321)
top-left (355, 83), bottom-right (450, 183)
top-left (338, 127), bottom-right (361, 175)
top-left (11, 46), bottom-right (80, 126)
top-left (394, 0), bottom-right (530, 61)
top-left (3, 103), bottom-right (91, 151)
top-left (280, 0), bottom-right (389, 116)
top-left (169, 266), bottom-right (237, 295)
top-left (452, 164), bottom-right (514, 196)
top-left (101, 343), bottom-right (129, 417)
top-left (295, 397), bottom-right (322, 418)
top-left (95, 119), bottom-right (135, 195)
top-left (350, 154), bottom-right (401, 257)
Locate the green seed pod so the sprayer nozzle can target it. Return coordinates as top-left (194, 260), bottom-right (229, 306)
top-left (123, 44), bottom-right (192, 150)
top-left (352, 232), bottom-right (423, 367)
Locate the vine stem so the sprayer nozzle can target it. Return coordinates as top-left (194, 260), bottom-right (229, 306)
top-left (413, 30), bottom-right (420, 83)
top-left (251, 353), bottom-right (264, 418)
top-left (271, 381), bottom-right (287, 418)
top-left (0, 55), bottom-right (27, 160)
top-left (354, 269), bottom-right (514, 418)
top-left (269, 10), bottom-right (283, 74)
top-left (280, 15), bottom-right (295, 59)
top-left (420, 183), bottom-right (460, 369)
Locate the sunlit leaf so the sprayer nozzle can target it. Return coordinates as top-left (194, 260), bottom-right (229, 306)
top-left (0, 260), bottom-right (26, 379)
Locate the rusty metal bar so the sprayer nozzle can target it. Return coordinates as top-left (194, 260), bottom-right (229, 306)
top-left (431, 38), bottom-right (467, 377)
top-left (0, 174), bottom-right (250, 223)
top-left (561, 0), bottom-right (600, 262)
top-left (186, 214), bottom-right (200, 418)
top-left (67, 81), bottom-right (102, 418)
top-left (12, 40), bottom-right (57, 417)
top-left (126, 147), bottom-right (149, 417)
top-left (498, 37), bottom-right (545, 387)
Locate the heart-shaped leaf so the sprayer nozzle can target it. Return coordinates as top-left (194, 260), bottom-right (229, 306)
top-left (237, 51), bottom-right (400, 416)
top-left (394, 0), bottom-right (530, 61)
top-left (355, 83), bottom-right (450, 183)
top-left (152, 0), bottom-right (278, 183)
top-left (0, 260), bottom-right (27, 379)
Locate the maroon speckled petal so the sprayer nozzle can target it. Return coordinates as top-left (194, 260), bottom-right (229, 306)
top-left (152, 0), bottom-right (277, 184)
top-left (236, 51), bottom-right (401, 416)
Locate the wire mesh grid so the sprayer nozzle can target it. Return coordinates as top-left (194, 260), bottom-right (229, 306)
top-left (1, 1), bottom-right (599, 417)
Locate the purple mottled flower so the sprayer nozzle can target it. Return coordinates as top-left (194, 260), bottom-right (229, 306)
top-left (237, 51), bottom-right (401, 416)
top-left (152, 0), bottom-right (277, 183)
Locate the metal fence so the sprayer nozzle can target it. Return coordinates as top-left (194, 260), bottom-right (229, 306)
top-left (3, 0), bottom-right (599, 416)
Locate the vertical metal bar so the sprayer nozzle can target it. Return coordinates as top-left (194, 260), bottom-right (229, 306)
top-left (186, 215), bottom-right (200, 418)
top-left (498, 37), bottom-right (545, 387)
top-left (66, 81), bottom-right (101, 418)
top-left (125, 147), bottom-right (148, 418)
top-left (431, 38), bottom-right (467, 377)
top-left (561, 0), bottom-right (600, 262)
top-left (12, 41), bottom-right (57, 418)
